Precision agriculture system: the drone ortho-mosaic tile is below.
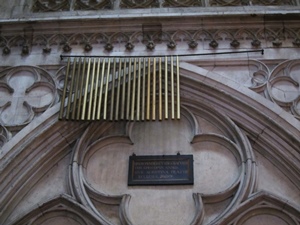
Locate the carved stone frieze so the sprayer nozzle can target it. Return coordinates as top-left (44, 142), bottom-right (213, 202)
top-left (1, 27), bottom-right (300, 55)
top-left (31, 0), bottom-right (298, 12)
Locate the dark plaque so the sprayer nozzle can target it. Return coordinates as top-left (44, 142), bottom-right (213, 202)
top-left (128, 155), bottom-right (194, 186)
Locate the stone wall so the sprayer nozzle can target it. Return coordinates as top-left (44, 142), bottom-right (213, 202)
top-left (0, 2), bottom-right (299, 225)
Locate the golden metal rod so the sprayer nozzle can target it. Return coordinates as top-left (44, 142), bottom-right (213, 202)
top-left (97, 59), bottom-right (106, 120)
top-left (141, 58), bottom-right (146, 121)
top-left (176, 55), bottom-right (180, 119)
top-left (110, 58), bottom-right (117, 121)
top-left (77, 58), bottom-right (87, 120)
top-left (171, 56), bottom-right (175, 119)
top-left (121, 59), bottom-right (126, 120)
top-left (87, 58), bottom-right (96, 120)
top-left (126, 58), bottom-right (132, 120)
top-left (72, 57), bottom-right (81, 120)
top-left (92, 58), bottom-right (101, 120)
top-left (103, 58), bottom-right (111, 120)
top-left (81, 58), bottom-right (91, 120)
top-left (146, 57), bottom-right (151, 120)
top-left (136, 58), bottom-right (141, 121)
top-left (159, 57), bottom-right (162, 121)
top-left (66, 58), bottom-right (77, 120)
top-left (164, 56), bottom-right (168, 119)
top-left (131, 58), bottom-right (137, 121)
top-left (59, 57), bottom-right (71, 120)
top-left (115, 58), bottom-right (122, 121)
top-left (152, 58), bottom-right (156, 121)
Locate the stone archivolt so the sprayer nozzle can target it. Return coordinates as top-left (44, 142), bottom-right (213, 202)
top-left (0, 61), bottom-right (299, 225)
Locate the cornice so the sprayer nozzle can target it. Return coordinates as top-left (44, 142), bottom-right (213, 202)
top-left (0, 13), bottom-right (299, 56)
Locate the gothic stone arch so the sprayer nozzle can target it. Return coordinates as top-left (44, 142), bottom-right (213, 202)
top-left (0, 62), bottom-right (299, 225)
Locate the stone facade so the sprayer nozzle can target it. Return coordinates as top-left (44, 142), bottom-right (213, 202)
top-left (0, 1), bottom-right (300, 225)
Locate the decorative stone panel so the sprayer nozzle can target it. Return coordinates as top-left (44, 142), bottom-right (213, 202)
top-left (120, 0), bottom-right (159, 8)
top-left (0, 66), bottom-right (58, 132)
top-left (32, 0), bottom-right (70, 12)
top-left (31, 0), bottom-right (298, 11)
top-left (247, 59), bottom-right (300, 120)
top-left (210, 0), bottom-right (295, 6)
top-left (74, 0), bottom-right (112, 10)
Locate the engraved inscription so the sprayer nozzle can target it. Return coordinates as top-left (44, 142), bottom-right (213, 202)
top-left (128, 155), bottom-right (193, 185)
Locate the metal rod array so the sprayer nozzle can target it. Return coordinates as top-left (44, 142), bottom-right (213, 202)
top-left (59, 56), bottom-right (181, 121)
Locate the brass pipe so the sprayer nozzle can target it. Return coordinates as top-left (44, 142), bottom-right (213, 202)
top-left (87, 58), bottom-right (96, 120)
top-left (146, 58), bottom-right (151, 120)
top-left (77, 58), bottom-right (87, 120)
top-left (126, 58), bottom-right (132, 120)
top-left (72, 57), bottom-right (81, 120)
top-left (158, 57), bottom-right (162, 121)
top-left (59, 57), bottom-right (71, 120)
top-left (131, 58), bottom-right (137, 121)
top-left (152, 58), bottom-right (156, 121)
top-left (171, 56), bottom-right (175, 119)
top-left (110, 58), bottom-right (117, 121)
top-left (176, 56), bottom-right (180, 119)
top-left (141, 58), bottom-right (146, 121)
top-left (97, 59), bottom-right (106, 120)
top-left (92, 58), bottom-right (101, 120)
top-left (164, 56), bottom-right (168, 119)
top-left (121, 59), bottom-right (126, 120)
top-left (81, 58), bottom-right (91, 120)
top-left (66, 58), bottom-right (77, 120)
top-left (103, 58), bottom-right (111, 120)
top-left (115, 58), bottom-right (122, 120)
top-left (136, 58), bottom-right (141, 121)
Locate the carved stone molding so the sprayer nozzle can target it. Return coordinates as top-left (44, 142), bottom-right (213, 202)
top-left (0, 27), bottom-right (299, 55)
top-left (7, 195), bottom-right (103, 225)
